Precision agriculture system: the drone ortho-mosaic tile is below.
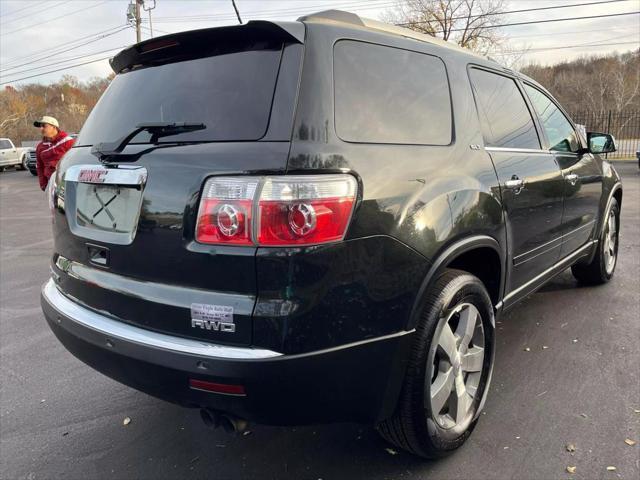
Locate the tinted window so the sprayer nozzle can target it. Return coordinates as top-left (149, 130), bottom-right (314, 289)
top-left (524, 84), bottom-right (579, 153)
top-left (77, 47), bottom-right (284, 146)
top-left (334, 41), bottom-right (452, 145)
top-left (469, 69), bottom-right (540, 149)
top-left (0, 140), bottom-right (12, 149)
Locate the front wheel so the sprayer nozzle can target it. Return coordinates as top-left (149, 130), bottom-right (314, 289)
top-left (572, 197), bottom-right (619, 284)
top-left (377, 269), bottom-right (494, 458)
top-left (21, 155), bottom-right (28, 171)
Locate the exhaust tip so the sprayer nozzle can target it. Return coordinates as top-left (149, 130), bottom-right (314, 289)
top-left (200, 408), bottom-right (249, 434)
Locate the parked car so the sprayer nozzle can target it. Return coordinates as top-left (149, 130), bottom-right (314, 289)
top-left (25, 149), bottom-right (38, 175)
top-left (0, 138), bottom-right (32, 171)
top-left (41, 11), bottom-right (622, 459)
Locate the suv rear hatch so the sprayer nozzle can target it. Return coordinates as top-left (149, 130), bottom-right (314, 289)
top-left (51, 22), bottom-right (304, 347)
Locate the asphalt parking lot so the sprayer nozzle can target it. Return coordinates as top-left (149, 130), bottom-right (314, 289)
top-left (1, 162), bottom-right (638, 480)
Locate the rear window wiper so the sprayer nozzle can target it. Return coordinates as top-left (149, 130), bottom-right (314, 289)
top-left (91, 122), bottom-right (206, 161)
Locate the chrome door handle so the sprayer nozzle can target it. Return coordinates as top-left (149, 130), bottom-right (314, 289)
top-left (504, 176), bottom-right (524, 194)
top-left (565, 173), bottom-right (579, 185)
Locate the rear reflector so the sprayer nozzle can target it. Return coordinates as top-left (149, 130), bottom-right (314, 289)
top-left (189, 379), bottom-right (246, 396)
top-left (195, 174), bottom-right (357, 246)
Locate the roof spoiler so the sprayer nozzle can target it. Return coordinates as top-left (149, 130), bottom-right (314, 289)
top-left (110, 20), bottom-right (304, 74)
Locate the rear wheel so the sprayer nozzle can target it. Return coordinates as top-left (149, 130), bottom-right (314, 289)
top-left (572, 198), bottom-right (619, 284)
top-left (377, 269), bottom-right (494, 458)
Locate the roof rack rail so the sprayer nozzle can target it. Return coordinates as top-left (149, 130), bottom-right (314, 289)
top-left (297, 9), bottom-right (482, 59)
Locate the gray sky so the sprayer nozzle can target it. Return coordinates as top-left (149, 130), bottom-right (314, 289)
top-left (1, 0), bottom-right (639, 86)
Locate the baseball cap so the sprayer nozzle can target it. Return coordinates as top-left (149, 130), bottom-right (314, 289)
top-left (33, 116), bottom-right (59, 128)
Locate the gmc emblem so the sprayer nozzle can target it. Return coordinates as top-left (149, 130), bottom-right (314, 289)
top-left (78, 169), bottom-right (107, 183)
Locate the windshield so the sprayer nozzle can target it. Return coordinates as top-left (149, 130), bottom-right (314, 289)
top-left (76, 46), bottom-right (284, 146)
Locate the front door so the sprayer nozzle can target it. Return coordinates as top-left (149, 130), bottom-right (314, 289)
top-left (469, 68), bottom-right (564, 294)
top-left (522, 84), bottom-right (603, 257)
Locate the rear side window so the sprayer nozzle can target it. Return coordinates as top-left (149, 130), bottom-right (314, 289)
top-left (469, 68), bottom-right (540, 150)
top-left (523, 84), bottom-right (580, 153)
top-left (334, 41), bottom-right (452, 145)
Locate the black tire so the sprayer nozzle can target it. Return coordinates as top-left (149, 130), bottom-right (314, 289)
top-left (29, 169), bottom-right (37, 176)
top-left (571, 197), bottom-right (619, 285)
top-left (20, 155), bottom-right (28, 170)
top-left (377, 269), bottom-right (494, 459)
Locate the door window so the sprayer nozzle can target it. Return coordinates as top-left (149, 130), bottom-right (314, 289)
top-left (469, 68), bottom-right (540, 150)
top-left (0, 140), bottom-right (12, 149)
top-left (523, 84), bottom-right (579, 153)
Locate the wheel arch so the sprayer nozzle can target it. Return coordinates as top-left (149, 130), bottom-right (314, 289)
top-left (406, 235), bottom-right (504, 331)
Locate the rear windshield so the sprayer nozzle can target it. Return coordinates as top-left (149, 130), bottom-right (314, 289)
top-left (76, 46), bottom-right (284, 146)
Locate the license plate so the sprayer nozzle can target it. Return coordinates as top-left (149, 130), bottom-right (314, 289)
top-left (75, 184), bottom-right (140, 234)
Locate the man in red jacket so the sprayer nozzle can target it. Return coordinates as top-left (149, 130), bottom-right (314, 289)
top-left (34, 116), bottom-right (75, 191)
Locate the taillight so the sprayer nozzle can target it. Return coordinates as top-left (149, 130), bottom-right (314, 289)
top-left (195, 174), bottom-right (357, 246)
top-left (195, 177), bottom-right (258, 245)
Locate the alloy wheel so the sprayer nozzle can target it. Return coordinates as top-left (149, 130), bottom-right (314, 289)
top-left (427, 303), bottom-right (485, 431)
top-left (604, 209), bottom-right (618, 274)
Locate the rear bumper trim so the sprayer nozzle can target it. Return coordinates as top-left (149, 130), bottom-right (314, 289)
top-left (42, 278), bottom-right (282, 360)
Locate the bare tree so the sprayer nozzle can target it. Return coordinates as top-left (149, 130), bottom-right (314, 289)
top-left (384, 0), bottom-right (507, 55)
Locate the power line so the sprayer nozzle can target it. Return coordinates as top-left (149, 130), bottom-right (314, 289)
top-left (0, 45), bottom-right (130, 79)
top-left (0, 0), bottom-right (72, 26)
top-left (149, 0), bottom-right (396, 23)
top-left (507, 25), bottom-right (640, 39)
top-left (0, 26), bottom-right (131, 74)
top-left (407, 10), bottom-right (640, 34)
top-left (0, 0), bottom-right (49, 21)
top-left (396, 0), bottom-right (633, 26)
top-left (2, 24), bottom-right (127, 66)
top-left (492, 40), bottom-right (640, 55)
top-left (0, 56), bottom-right (113, 86)
top-left (0, 0), bottom-right (109, 37)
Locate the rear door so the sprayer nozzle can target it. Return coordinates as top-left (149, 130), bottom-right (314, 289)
top-left (522, 83), bottom-right (602, 257)
top-left (51, 24), bottom-right (303, 347)
top-left (469, 67), bottom-right (564, 294)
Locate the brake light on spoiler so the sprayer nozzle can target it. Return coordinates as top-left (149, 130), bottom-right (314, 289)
top-left (195, 175), bottom-right (358, 246)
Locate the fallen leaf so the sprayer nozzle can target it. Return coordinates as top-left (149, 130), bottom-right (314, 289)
top-left (634, 409), bottom-right (640, 414)
top-left (123, 417), bottom-right (131, 426)
top-left (624, 439), bottom-right (636, 446)
top-left (606, 466), bottom-right (616, 472)
top-left (580, 413), bottom-right (588, 418)
top-left (566, 443), bottom-right (576, 453)
top-left (567, 466), bottom-right (576, 474)
top-left (62, 432), bottom-right (68, 437)
top-left (572, 338), bottom-right (578, 343)
top-left (524, 347), bottom-right (531, 352)
top-left (385, 448), bottom-right (398, 455)
top-left (503, 446), bottom-right (509, 450)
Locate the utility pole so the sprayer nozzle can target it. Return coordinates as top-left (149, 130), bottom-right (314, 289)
top-left (126, 1), bottom-right (143, 43)
top-left (143, 0), bottom-right (156, 38)
top-left (135, 0), bottom-right (142, 43)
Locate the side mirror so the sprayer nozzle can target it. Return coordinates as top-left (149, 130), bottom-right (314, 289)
top-left (587, 132), bottom-right (617, 154)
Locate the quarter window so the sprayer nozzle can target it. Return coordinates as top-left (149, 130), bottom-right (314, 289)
top-left (469, 68), bottom-right (540, 150)
top-left (334, 41), bottom-right (452, 145)
top-left (523, 84), bottom-right (580, 153)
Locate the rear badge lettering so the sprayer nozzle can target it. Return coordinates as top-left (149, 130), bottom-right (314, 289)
top-left (78, 169), bottom-right (107, 183)
top-left (191, 303), bottom-right (235, 333)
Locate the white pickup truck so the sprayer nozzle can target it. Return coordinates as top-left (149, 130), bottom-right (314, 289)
top-left (0, 138), bottom-right (33, 171)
